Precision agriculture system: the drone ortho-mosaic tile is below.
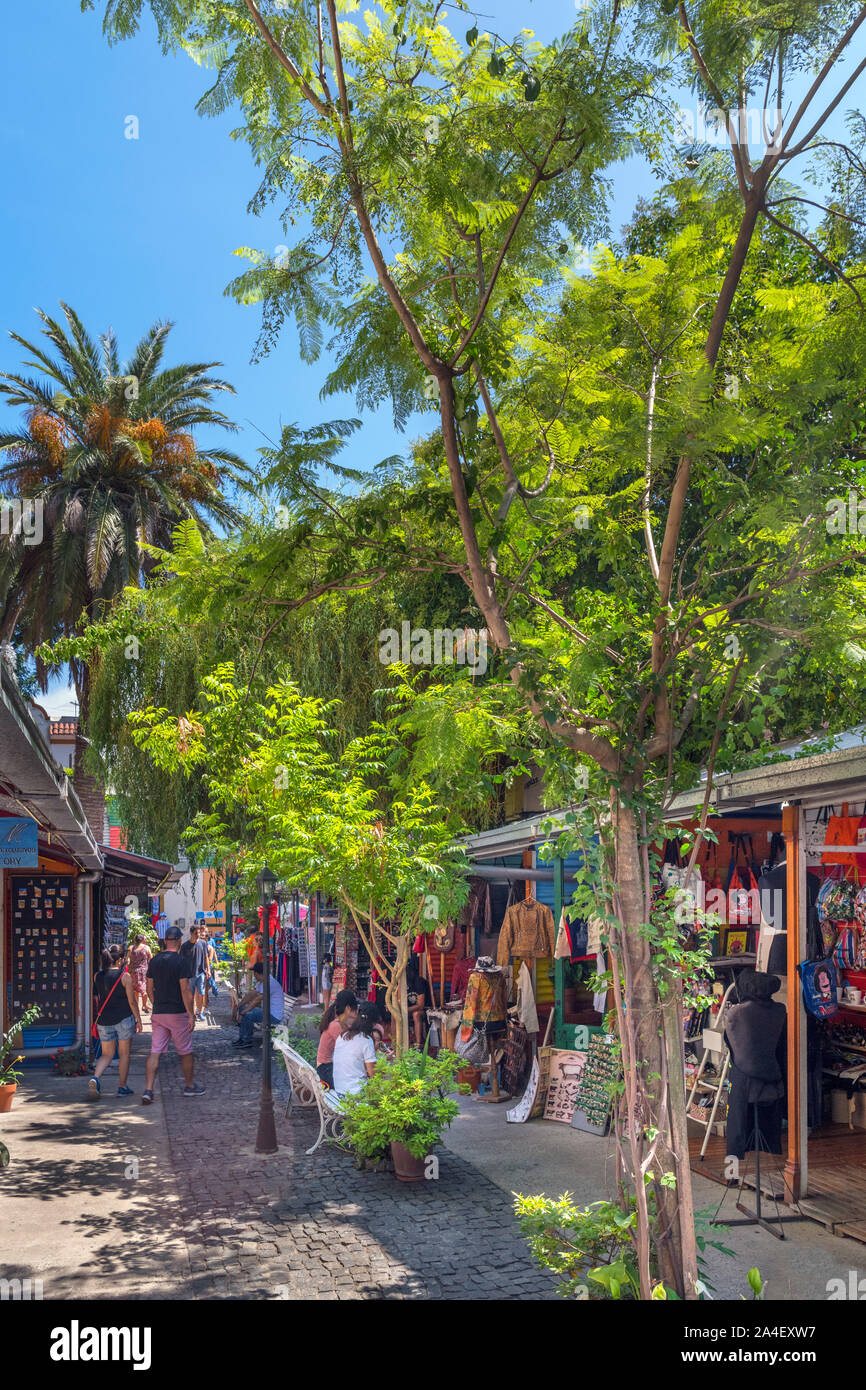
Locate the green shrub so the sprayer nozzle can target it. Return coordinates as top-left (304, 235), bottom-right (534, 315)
top-left (1, 1006), bottom-right (41, 1084)
top-left (514, 1192), bottom-right (735, 1301)
top-left (341, 1046), bottom-right (468, 1159)
top-left (514, 1193), bottom-right (642, 1300)
top-left (127, 910), bottom-right (159, 956)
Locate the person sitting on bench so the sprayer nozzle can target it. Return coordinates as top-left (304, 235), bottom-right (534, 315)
top-left (233, 962), bottom-right (284, 1047)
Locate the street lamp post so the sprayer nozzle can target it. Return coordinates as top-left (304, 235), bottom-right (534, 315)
top-left (255, 865), bottom-right (278, 1154)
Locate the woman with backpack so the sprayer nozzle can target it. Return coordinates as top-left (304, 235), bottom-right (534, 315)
top-left (89, 945), bottom-right (142, 1100)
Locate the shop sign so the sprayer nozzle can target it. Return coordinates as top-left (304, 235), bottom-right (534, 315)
top-left (0, 816), bottom-right (38, 866)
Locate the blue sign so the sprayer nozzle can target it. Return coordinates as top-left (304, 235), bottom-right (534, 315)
top-left (0, 817), bottom-right (38, 867)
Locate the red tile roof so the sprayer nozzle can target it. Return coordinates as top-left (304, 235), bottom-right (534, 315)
top-left (49, 719), bottom-right (78, 738)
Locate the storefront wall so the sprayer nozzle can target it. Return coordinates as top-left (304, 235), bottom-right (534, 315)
top-left (3, 854), bottom-right (82, 1053)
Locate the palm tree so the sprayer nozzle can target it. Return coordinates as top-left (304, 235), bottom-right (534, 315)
top-left (0, 302), bottom-right (247, 690)
top-left (0, 302), bottom-right (248, 833)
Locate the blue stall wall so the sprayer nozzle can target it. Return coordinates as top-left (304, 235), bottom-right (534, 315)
top-left (534, 852), bottom-right (585, 911)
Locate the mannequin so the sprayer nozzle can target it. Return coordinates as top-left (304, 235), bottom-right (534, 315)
top-left (724, 969), bottom-right (787, 1161)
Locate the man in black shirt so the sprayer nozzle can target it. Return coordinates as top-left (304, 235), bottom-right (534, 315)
top-left (142, 924), bottom-right (205, 1104)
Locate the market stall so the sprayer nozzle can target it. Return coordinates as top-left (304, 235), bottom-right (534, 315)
top-left (667, 732), bottom-right (866, 1241)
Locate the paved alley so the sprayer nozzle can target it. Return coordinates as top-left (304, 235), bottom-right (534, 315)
top-left (0, 997), bottom-right (557, 1301)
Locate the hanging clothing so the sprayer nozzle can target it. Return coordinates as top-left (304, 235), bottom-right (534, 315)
top-left (496, 899), bottom-right (556, 965)
top-left (515, 962), bottom-right (539, 1033)
top-left (459, 877), bottom-right (492, 935)
top-left (587, 916), bottom-right (604, 955)
top-left (502, 1019), bottom-right (531, 1094)
top-left (459, 966), bottom-right (508, 1040)
top-left (555, 910), bottom-right (589, 960)
top-left (450, 956), bottom-right (477, 1002)
top-left (554, 911), bottom-right (571, 960)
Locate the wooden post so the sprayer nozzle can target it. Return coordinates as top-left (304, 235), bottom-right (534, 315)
top-left (783, 802), bottom-right (804, 1204)
top-left (554, 855), bottom-right (564, 1049)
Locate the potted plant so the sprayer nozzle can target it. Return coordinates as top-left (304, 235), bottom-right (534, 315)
top-left (341, 1045), bottom-right (469, 1181)
top-left (0, 1006), bottom-right (41, 1111)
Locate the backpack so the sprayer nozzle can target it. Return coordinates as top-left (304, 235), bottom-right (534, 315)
top-left (798, 957), bottom-right (839, 1018)
top-left (834, 926), bottom-right (861, 972)
top-left (854, 885), bottom-right (866, 929)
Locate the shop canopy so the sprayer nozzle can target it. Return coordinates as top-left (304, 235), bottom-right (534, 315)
top-left (0, 659), bottom-right (102, 872)
top-left (101, 846), bottom-right (181, 893)
top-left (666, 729), bottom-right (866, 819)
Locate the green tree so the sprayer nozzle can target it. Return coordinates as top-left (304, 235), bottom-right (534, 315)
top-left (128, 664), bottom-right (470, 1053)
top-left (0, 302), bottom-right (247, 704)
top-left (86, 0), bottom-right (866, 1298)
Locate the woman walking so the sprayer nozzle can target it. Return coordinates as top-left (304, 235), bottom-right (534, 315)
top-left (90, 945), bottom-right (142, 1099)
top-left (126, 933), bottom-right (152, 1015)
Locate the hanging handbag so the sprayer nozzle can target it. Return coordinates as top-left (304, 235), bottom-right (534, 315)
top-left (834, 926), bottom-right (862, 973)
top-left (433, 921), bottom-right (455, 953)
top-left (822, 879), bottom-right (857, 922)
top-left (455, 980), bottom-right (497, 1065)
top-left (822, 804), bottom-right (861, 881)
top-left (807, 805), bottom-right (832, 856)
top-left (729, 866), bottom-right (760, 926)
top-left (91, 969), bottom-right (126, 1040)
top-left (660, 839), bottom-right (683, 889)
top-left (798, 957), bottom-right (839, 1018)
top-left (455, 1027), bottom-right (491, 1066)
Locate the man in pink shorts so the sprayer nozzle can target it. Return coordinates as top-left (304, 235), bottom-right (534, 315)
top-left (142, 924), bottom-right (205, 1102)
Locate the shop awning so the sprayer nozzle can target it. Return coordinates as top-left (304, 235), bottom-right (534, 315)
top-left (101, 846), bottom-right (179, 892)
top-left (666, 731), bottom-right (866, 818)
top-left (459, 810), bottom-right (572, 859)
top-left (0, 662), bottom-right (102, 871)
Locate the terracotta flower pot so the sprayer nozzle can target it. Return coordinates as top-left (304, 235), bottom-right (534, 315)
top-left (390, 1140), bottom-right (427, 1182)
top-left (0, 1083), bottom-right (17, 1113)
top-left (457, 1065), bottom-right (481, 1093)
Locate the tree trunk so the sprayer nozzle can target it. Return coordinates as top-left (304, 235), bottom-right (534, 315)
top-left (384, 933), bottom-right (411, 1057)
top-left (611, 802), bottom-right (697, 1298)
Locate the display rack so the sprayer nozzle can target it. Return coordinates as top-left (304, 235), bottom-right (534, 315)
top-left (686, 980), bottom-right (737, 1158)
top-left (9, 872), bottom-right (75, 1025)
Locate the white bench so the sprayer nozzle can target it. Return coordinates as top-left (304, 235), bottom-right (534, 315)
top-left (272, 1031), bottom-right (345, 1155)
top-left (218, 974), bottom-right (295, 1028)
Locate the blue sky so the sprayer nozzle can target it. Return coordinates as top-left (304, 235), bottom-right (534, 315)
top-left (1, 3), bottom-right (864, 714)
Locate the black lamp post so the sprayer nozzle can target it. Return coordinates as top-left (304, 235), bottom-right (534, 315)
top-left (255, 865), bottom-right (278, 1154)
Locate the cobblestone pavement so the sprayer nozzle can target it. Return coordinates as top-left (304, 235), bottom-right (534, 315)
top-left (155, 994), bottom-right (558, 1300)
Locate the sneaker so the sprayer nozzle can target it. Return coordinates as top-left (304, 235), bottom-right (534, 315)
top-left (88, 1077), bottom-right (100, 1100)
top-left (141, 1089), bottom-right (154, 1106)
top-left (183, 1082), bottom-right (206, 1098)
top-left (117, 1086), bottom-right (134, 1096)
top-left (232, 1039), bottom-right (253, 1049)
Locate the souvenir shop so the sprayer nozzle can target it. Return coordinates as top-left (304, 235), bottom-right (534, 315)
top-left (411, 818), bottom-right (610, 1119)
top-left (0, 666), bottom-right (102, 1057)
top-left (669, 732), bottom-right (866, 1242)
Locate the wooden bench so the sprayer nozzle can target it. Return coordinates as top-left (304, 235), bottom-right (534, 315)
top-left (272, 1031), bottom-right (345, 1154)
